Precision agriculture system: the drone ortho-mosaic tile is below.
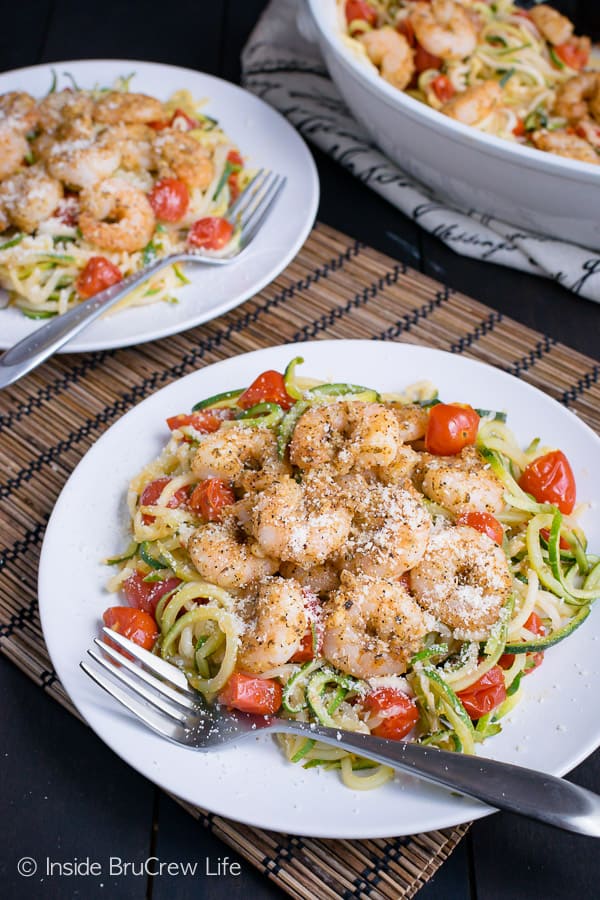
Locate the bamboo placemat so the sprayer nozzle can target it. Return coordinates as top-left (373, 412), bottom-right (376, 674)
top-left (1, 222), bottom-right (599, 900)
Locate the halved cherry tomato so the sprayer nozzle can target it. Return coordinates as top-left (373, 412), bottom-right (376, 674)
top-left (414, 44), bottom-right (443, 73)
top-left (149, 107), bottom-right (199, 131)
top-left (363, 688), bottom-right (420, 740)
top-left (512, 118), bottom-right (526, 137)
top-left (396, 19), bottom-right (415, 46)
top-left (188, 216), bottom-right (234, 250)
top-left (554, 39), bottom-right (590, 71)
top-left (425, 403), bottom-right (480, 456)
top-left (431, 74), bottom-right (455, 103)
top-left (76, 256), bottom-right (122, 299)
top-left (149, 177), bottom-right (189, 223)
top-left (499, 612), bottom-right (545, 672)
top-left (540, 528), bottom-right (570, 551)
top-left (166, 408), bottom-right (235, 435)
top-left (218, 673), bottom-right (282, 715)
top-left (345, 0), bottom-right (377, 26)
top-left (238, 369), bottom-right (295, 411)
top-left (189, 478), bottom-right (235, 521)
top-left (457, 511), bottom-right (503, 545)
top-left (226, 149), bottom-right (243, 201)
top-left (290, 591), bottom-right (323, 663)
top-left (139, 476), bottom-right (189, 525)
top-left (123, 571), bottom-right (182, 614)
top-left (102, 607), bottom-right (158, 651)
top-left (518, 450), bottom-right (576, 514)
top-left (456, 665), bottom-right (507, 719)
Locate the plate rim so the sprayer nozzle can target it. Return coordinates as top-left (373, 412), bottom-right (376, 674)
top-left (37, 340), bottom-right (600, 837)
top-left (0, 59), bottom-right (319, 352)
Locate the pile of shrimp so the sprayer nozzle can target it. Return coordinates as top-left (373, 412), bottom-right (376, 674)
top-left (0, 78), bottom-right (244, 315)
top-left (341, 0), bottom-right (600, 165)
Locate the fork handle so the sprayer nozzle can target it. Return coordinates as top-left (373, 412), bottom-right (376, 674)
top-left (0, 255), bottom-right (181, 389)
top-left (275, 720), bottom-right (600, 837)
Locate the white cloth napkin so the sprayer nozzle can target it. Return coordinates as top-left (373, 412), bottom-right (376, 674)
top-left (241, 0), bottom-right (600, 304)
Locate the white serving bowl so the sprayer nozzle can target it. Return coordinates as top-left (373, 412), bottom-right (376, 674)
top-left (307, 0), bottom-right (600, 250)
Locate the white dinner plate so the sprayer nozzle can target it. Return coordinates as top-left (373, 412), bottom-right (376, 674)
top-left (38, 341), bottom-right (600, 838)
top-left (0, 60), bottom-right (319, 351)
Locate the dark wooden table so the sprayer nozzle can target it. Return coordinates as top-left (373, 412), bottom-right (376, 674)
top-left (1, 2), bottom-right (599, 899)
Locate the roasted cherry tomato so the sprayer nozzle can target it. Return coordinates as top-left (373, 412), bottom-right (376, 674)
top-left (218, 673), bottom-right (282, 715)
top-left (139, 476), bottom-right (189, 525)
top-left (518, 450), bottom-right (576, 514)
top-left (512, 118), bottom-right (526, 137)
top-left (289, 591), bottom-right (323, 663)
top-left (431, 74), bottom-right (455, 103)
top-left (76, 256), bottom-right (122, 299)
top-left (345, 0), bottom-right (377, 26)
top-left (166, 408), bottom-right (234, 435)
top-left (149, 177), bottom-right (189, 222)
top-left (102, 606), bottom-right (158, 651)
top-left (456, 665), bottom-right (507, 719)
top-left (188, 216), bottom-right (234, 250)
top-left (238, 369), bottom-right (295, 411)
top-left (149, 107), bottom-right (199, 131)
top-left (554, 39), bottom-right (590, 71)
top-left (425, 403), bottom-right (480, 456)
top-left (189, 478), bottom-right (235, 521)
top-left (414, 44), bottom-right (443, 73)
top-left (363, 688), bottom-right (420, 740)
top-left (122, 571), bottom-right (182, 615)
top-left (457, 511), bottom-right (504, 545)
top-left (499, 612), bottom-right (545, 673)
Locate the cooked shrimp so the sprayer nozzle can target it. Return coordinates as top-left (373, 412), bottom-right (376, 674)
top-left (378, 445), bottom-right (421, 485)
top-left (289, 401), bottom-right (403, 473)
top-left (0, 202), bottom-right (10, 233)
top-left (93, 91), bottom-right (164, 125)
top-left (46, 134), bottom-right (121, 189)
top-left (248, 472), bottom-right (353, 567)
top-left (79, 177), bottom-right (155, 252)
top-left (37, 90), bottom-right (93, 133)
top-left (338, 476), bottom-right (431, 578)
top-left (0, 166), bottom-right (63, 233)
top-left (554, 72), bottom-right (600, 124)
top-left (529, 4), bottom-right (573, 46)
top-left (322, 571), bottom-right (427, 678)
top-left (0, 127), bottom-right (29, 180)
top-left (410, 0), bottom-right (477, 61)
top-left (152, 129), bottom-right (214, 190)
top-left (574, 118), bottom-right (600, 149)
top-left (419, 446), bottom-right (505, 515)
top-left (442, 81), bottom-right (502, 125)
top-left (279, 561), bottom-right (340, 595)
top-left (0, 91), bottom-right (38, 134)
top-left (236, 577), bottom-right (307, 673)
top-left (359, 27), bottom-right (415, 91)
top-left (191, 426), bottom-right (287, 488)
top-left (388, 403), bottom-right (429, 442)
top-left (188, 518), bottom-right (278, 590)
top-left (409, 525), bottom-right (512, 638)
top-left (531, 129), bottom-right (599, 165)
top-left (104, 123), bottom-right (154, 171)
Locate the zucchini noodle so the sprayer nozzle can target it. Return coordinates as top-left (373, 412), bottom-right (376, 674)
top-left (103, 359), bottom-right (600, 789)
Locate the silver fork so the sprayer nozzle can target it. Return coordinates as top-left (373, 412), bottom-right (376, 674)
top-left (0, 170), bottom-right (285, 389)
top-left (82, 627), bottom-right (600, 837)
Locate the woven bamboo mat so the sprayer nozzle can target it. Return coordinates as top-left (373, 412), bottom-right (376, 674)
top-left (1, 222), bottom-right (599, 900)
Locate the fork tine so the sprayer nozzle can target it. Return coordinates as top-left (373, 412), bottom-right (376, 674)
top-left (80, 662), bottom-right (188, 742)
top-left (238, 171), bottom-right (277, 230)
top-left (94, 639), bottom-right (197, 711)
top-left (226, 168), bottom-right (267, 220)
top-left (86, 648), bottom-right (194, 725)
top-left (241, 175), bottom-right (287, 247)
top-left (101, 626), bottom-right (195, 695)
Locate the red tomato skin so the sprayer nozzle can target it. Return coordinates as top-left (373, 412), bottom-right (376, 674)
top-left (238, 370), bottom-right (294, 411)
top-left (518, 450), bottom-right (576, 514)
top-left (364, 688), bottom-right (419, 740)
top-left (166, 408), bottom-right (234, 434)
top-left (415, 44), bottom-right (443, 73)
top-left (189, 478), bottom-right (235, 521)
top-left (218, 674), bottom-right (282, 715)
top-left (539, 528), bottom-right (570, 551)
top-left (554, 40), bottom-right (590, 71)
top-left (188, 217), bottom-right (233, 250)
top-left (499, 613), bottom-right (545, 671)
top-left (123, 571), bottom-right (182, 614)
top-left (289, 591), bottom-right (323, 663)
top-left (345, 0), bottom-right (377, 26)
top-left (457, 665), bottom-right (507, 719)
top-left (149, 178), bottom-right (189, 223)
top-left (102, 606), bottom-right (158, 651)
top-left (226, 150), bottom-right (243, 201)
top-left (432, 74), bottom-right (455, 103)
top-left (425, 403), bottom-right (480, 455)
top-left (457, 511), bottom-right (503, 545)
top-left (513, 118), bottom-right (526, 137)
top-left (76, 256), bottom-right (122, 299)
top-left (139, 477), bottom-right (189, 525)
